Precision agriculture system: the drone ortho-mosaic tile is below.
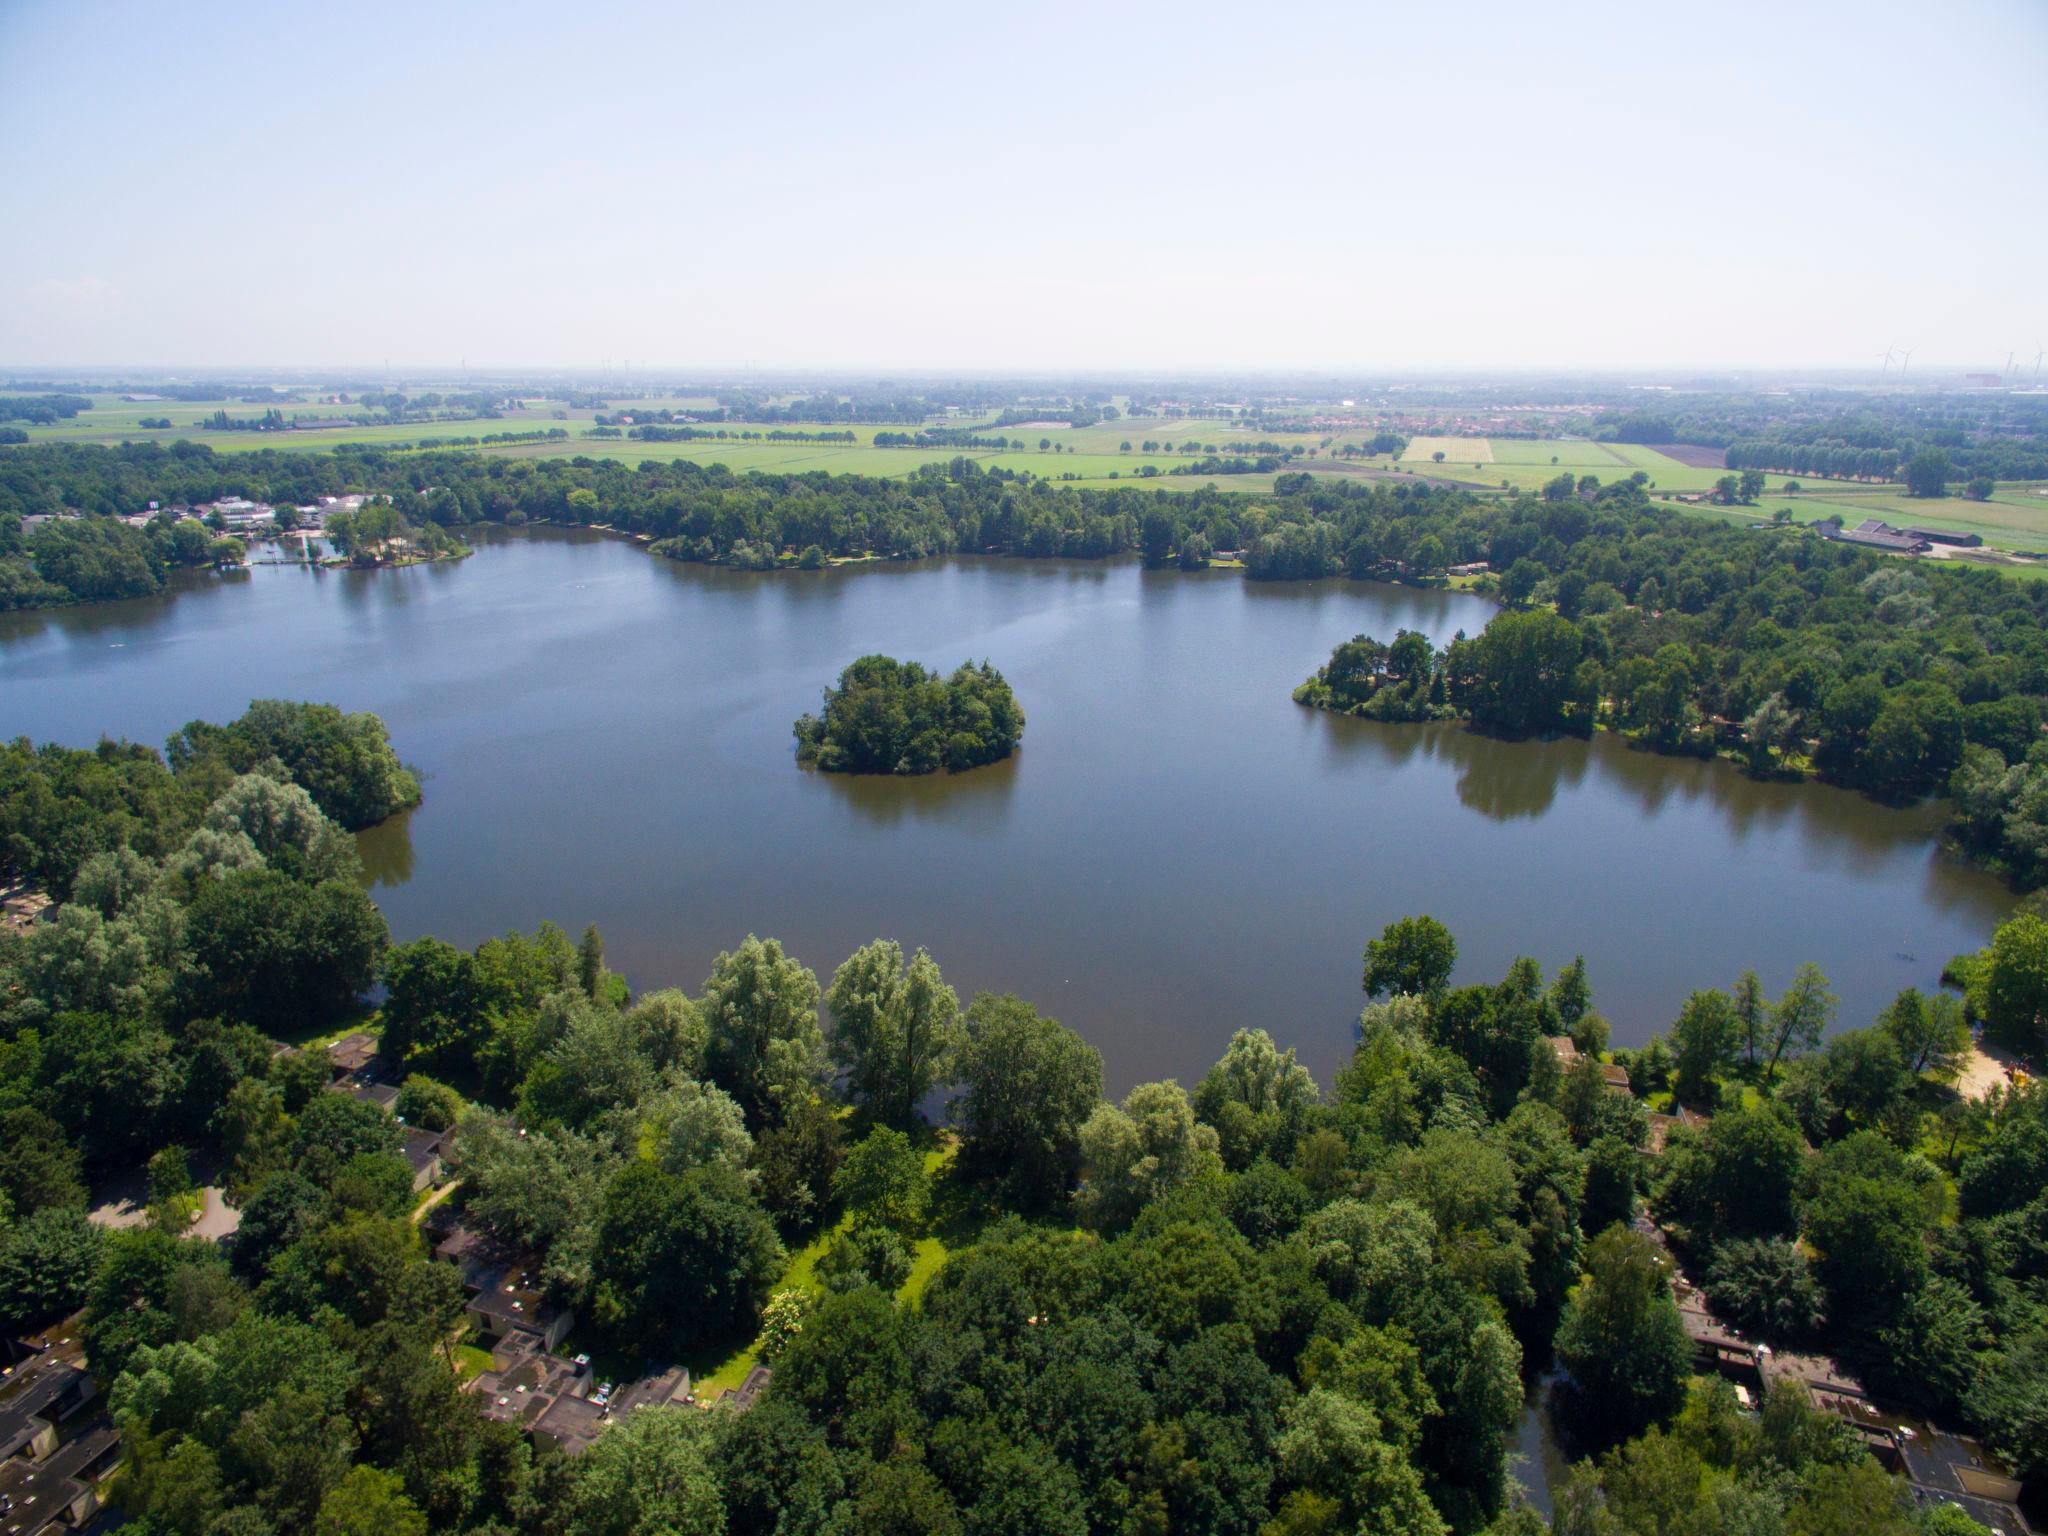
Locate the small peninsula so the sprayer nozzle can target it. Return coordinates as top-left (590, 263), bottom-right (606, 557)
top-left (794, 655), bottom-right (1024, 775)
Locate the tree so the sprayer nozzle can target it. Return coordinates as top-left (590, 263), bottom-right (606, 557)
top-left (1742, 692), bottom-right (1799, 771)
top-left (1669, 989), bottom-right (1737, 1106)
top-left (832, 1127), bottom-right (929, 1233)
top-left (0, 1107), bottom-right (89, 1214)
top-left (1982, 913), bottom-right (2048, 1057)
top-left (1550, 956), bottom-right (1591, 1030)
top-left (578, 923), bottom-right (606, 1000)
top-left (750, 1092), bottom-right (844, 1234)
top-left (378, 937), bottom-right (484, 1066)
top-left (1765, 963), bottom-right (1837, 1081)
top-left (180, 869), bottom-right (387, 1032)
top-left (1076, 1079), bottom-right (1222, 1231)
top-left (592, 1162), bottom-right (785, 1347)
top-left (1553, 1226), bottom-right (1691, 1450)
top-left (1364, 915), bottom-right (1457, 998)
top-left (1275, 1388), bottom-right (1448, 1536)
top-left (1738, 469), bottom-right (1766, 502)
top-left (1965, 476), bottom-right (1995, 502)
top-left (1799, 1134), bottom-right (1930, 1323)
top-left (314, 1466), bottom-right (427, 1536)
top-left (1654, 1101), bottom-right (1805, 1241)
top-left (1193, 1028), bottom-right (1318, 1169)
top-left (825, 940), bottom-right (963, 1126)
top-left (1454, 609), bottom-right (1588, 734)
top-left (1904, 448), bottom-right (1951, 498)
top-left (1702, 1237), bottom-right (1826, 1343)
top-left (0, 1206), bottom-right (104, 1332)
top-left (573, 1406), bottom-right (725, 1536)
top-left (1733, 970), bottom-right (1769, 1068)
top-left (953, 992), bottom-right (1103, 1208)
top-left (701, 935), bottom-right (828, 1128)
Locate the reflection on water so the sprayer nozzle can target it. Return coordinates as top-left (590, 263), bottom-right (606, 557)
top-left (1507, 1379), bottom-right (1569, 1520)
top-left (0, 529), bottom-right (2018, 1093)
top-left (810, 752), bottom-right (1023, 829)
top-left (356, 806), bottom-right (417, 888)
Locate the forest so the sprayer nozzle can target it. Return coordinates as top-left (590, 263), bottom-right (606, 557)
top-left (793, 656), bottom-right (1025, 775)
top-left (0, 704), bottom-right (2044, 1536)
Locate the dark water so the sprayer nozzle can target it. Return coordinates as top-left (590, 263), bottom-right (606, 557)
top-left (0, 528), bottom-right (2013, 1092)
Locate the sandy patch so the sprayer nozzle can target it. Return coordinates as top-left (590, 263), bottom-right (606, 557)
top-left (1955, 1039), bottom-right (2025, 1101)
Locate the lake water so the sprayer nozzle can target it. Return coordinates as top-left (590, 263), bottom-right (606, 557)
top-left (0, 527), bottom-right (2014, 1092)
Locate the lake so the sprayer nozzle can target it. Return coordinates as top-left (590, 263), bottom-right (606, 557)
top-left (0, 527), bottom-right (2014, 1092)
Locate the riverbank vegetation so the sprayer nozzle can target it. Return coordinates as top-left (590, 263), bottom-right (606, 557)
top-left (1, 699), bottom-right (2042, 1534)
top-left (1, 699), bottom-right (419, 898)
top-left (793, 655), bottom-right (1025, 775)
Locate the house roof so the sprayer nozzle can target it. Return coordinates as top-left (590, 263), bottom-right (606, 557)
top-left (532, 1394), bottom-right (606, 1454)
top-left (466, 1265), bottom-right (564, 1333)
top-left (401, 1128), bottom-right (445, 1174)
top-left (327, 1032), bottom-right (380, 1074)
top-left (0, 1362), bottom-right (90, 1459)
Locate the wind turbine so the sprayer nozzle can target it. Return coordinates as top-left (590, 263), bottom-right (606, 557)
top-left (1876, 346), bottom-right (1895, 376)
top-left (1898, 345), bottom-right (1916, 375)
top-left (2034, 343), bottom-right (2044, 382)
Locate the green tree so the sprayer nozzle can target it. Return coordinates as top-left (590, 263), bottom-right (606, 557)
top-left (0, 1205), bottom-right (105, 1332)
top-left (1554, 1226), bottom-right (1692, 1450)
top-left (314, 1466), bottom-right (427, 1536)
top-left (1982, 913), bottom-right (2048, 1057)
top-left (701, 935), bottom-right (827, 1128)
top-left (953, 992), bottom-right (1103, 1208)
top-left (574, 1406), bottom-right (725, 1536)
top-left (379, 937), bottom-right (484, 1065)
top-left (1904, 448), bottom-right (1951, 497)
top-left (1669, 989), bottom-right (1736, 1106)
top-left (1765, 963), bottom-right (1837, 1081)
top-left (1364, 915), bottom-right (1458, 998)
top-left (1076, 1079), bottom-right (1222, 1231)
top-left (825, 940), bottom-right (963, 1126)
top-left (832, 1127), bottom-right (930, 1233)
top-left (592, 1162), bottom-right (785, 1347)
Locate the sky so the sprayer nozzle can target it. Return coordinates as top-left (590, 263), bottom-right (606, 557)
top-left (2, 0), bottom-right (2044, 373)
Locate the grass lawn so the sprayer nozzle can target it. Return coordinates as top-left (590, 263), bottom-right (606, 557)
top-left (452, 1344), bottom-right (495, 1384)
top-left (689, 1135), bottom-right (1011, 1394)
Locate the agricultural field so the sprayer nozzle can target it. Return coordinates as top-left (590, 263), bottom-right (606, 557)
top-left (1402, 435), bottom-right (1493, 464)
top-left (1395, 437), bottom-right (1798, 496)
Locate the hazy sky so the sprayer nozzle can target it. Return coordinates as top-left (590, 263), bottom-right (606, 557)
top-left (3, 0), bottom-right (2043, 372)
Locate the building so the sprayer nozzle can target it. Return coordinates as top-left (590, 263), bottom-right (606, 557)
top-left (1899, 527), bottom-right (1984, 547)
top-left (327, 1032), bottom-right (380, 1080)
top-left (463, 1260), bottom-right (576, 1354)
top-left (1545, 1036), bottom-right (1632, 1092)
top-left (1813, 517), bottom-right (1932, 554)
top-left (0, 1360), bottom-right (97, 1465)
top-left (402, 1127), bottom-right (447, 1191)
top-left (0, 1423), bottom-right (120, 1536)
top-left (468, 1318), bottom-right (695, 1458)
top-left (1645, 1104), bottom-right (1712, 1155)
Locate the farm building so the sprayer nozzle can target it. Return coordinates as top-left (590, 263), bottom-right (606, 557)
top-left (1813, 518), bottom-right (1931, 554)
